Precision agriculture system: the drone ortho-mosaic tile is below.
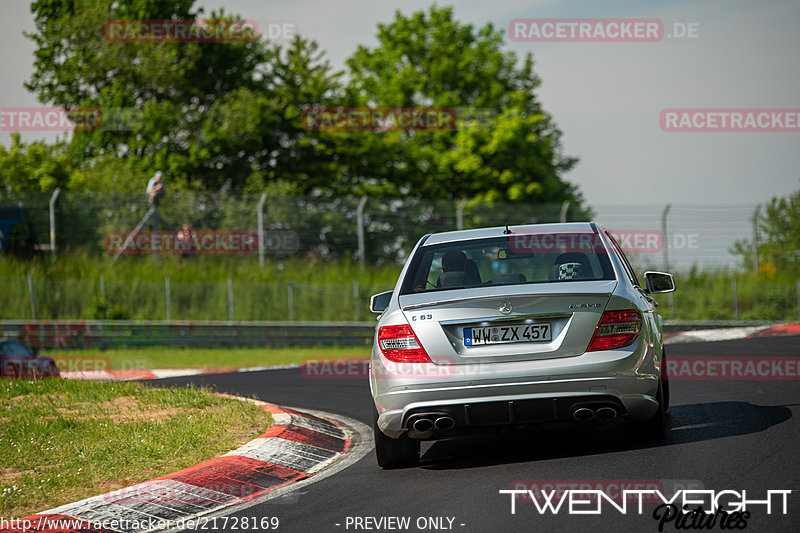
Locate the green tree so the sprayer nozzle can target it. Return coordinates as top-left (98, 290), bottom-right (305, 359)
top-left (0, 133), bottom-right (71, 192)
top-left (188, 37), bottom-right (345, 194)
top-left (25, 0), bottom-right (275, 191)
top-left (732, 185), bottom-right (800, 273)
top-left (341, 5), bottom-right (586, 214)
top-left (20, 1), bottom-right (589, 219)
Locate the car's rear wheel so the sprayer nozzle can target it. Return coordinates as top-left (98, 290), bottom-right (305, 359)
top-left (662, 349), bottom-right (670, 412)
top-left (374, 409), bottom-right (419, 469)
top-left (633, 380), bottom-right (666, 441)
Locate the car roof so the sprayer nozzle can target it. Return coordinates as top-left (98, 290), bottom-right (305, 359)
top-left (422, 222), bottom-right (599, 246)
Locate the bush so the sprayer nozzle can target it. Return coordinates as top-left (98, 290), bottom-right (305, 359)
top-left (86, 297), bottom-right (130, 320)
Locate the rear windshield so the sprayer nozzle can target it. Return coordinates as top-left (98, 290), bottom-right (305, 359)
top-left (400, 233), bottom-right (615, 294)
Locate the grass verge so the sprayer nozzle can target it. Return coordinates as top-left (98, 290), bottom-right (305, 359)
top-left (0, 379), bottom-right (271, 519)
top-left (47, 345), bottom-right (370, 371)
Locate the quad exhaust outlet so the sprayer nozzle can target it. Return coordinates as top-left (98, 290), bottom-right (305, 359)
top-left (408, 414), bottom-right (456, 438)
top-left (572, 405), bottom-right (619, 422)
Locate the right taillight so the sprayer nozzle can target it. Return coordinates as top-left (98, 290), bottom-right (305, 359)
top-left (587, 310), bottom-right (642, 351)
top-left (377, 324), bottom-right (432, 363)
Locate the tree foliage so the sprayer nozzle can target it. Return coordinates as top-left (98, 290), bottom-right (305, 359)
top-left (7, 2), bottom-right (586, 217)
top-left (732, 184), bottom-right (800, 273)
top-left (343, 6), bottom-right (583, 211)
top-left (0, 133), bottom-right (71, 192)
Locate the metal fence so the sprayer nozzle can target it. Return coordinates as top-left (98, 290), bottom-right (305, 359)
top-left (0, 320), bottom-right (376, 350)
top-left (2, 191), bottom-right (796, 323)
top-left (0, 190), bottom-right (766, 270)
top-left (1, 275), bottom-right (374, 322)
top-left (6, 273), bottom-right (799, 323)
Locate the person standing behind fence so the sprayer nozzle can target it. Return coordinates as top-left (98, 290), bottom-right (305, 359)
top-left (176, 223), bottom-right (198, 258)
top-left (146, 171), bottom-right (166, 208)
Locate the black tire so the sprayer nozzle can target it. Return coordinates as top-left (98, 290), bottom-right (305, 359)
top-left (636, 380), bottom-right (666, 441)
top-left (662, 349), bottom-right (670, 412)
top-left (374, 409), bottom-right (419, 469)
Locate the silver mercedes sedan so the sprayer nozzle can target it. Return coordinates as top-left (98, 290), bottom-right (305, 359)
top-left (368, 223), bottom-right (676, 468)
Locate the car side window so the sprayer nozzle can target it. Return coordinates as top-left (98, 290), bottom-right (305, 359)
top-left (13, 341), bottom-right (32, 356)
top-left (0, 341), bottom-right (30, 356)
top-left (605, 231), bottom-right (640, 287)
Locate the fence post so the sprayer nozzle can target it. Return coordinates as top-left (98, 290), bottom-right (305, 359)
top-left (49, 187), bottom-right (61, 255)
top-left (732, 278), bottom-right (739, 320)
top-left (288, 281), bottom-right (294, 321)
top-left (661, 203), bottom-right (671, 271)
top-left (752, 204), bottom-right (761, 276)
top-left (456, 198), bottom-right (468, 230)
top-left (353, 279), bottom-right (360, 321)
top-left (100, 273), bottom-right (106, 300)
top-left (257, 192), bottom-right (267, 268)
top-left (227, 278), bottom-right (234, 321)
top-left (28, 272), bottom-right (36, 320)
top-left (165, 276), bottom-right (171, 320)
top-left (357, 196), bottom-right (368, 272)
top-left (797, 280), bottom-right (800, 322)
top-left (113, 207), bottom-right (156, 262)
top-left (559, 200), bottom-right (570, 223)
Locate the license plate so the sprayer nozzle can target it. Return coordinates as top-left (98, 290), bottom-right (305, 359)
top-left (463, 323), bottom-right (551, 346)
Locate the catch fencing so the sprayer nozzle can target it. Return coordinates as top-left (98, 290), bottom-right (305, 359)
top-left (1, 191), bottom-right (797, 324)
top-left (0, 191), bottom-right (766, 270)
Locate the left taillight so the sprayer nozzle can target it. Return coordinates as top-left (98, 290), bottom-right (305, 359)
top-left (377, 324), bottom-right (432, 363)
top-left (587, 310), bottom-right (642, 351)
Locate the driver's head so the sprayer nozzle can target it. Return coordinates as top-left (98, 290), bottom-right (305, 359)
top-left (442, 250), bottom-right (467, 272)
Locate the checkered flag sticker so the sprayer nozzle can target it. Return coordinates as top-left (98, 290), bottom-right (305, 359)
top-left (558, 262), bottom-right (584, 280)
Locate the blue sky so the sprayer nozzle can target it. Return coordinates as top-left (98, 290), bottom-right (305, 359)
top-left (1, 0), bottom-right (798, 207)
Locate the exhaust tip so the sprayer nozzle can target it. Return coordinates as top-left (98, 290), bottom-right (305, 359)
top-left (412, 418), bottom-right (434, 433)
top-left (596, 407), bottom-right (617, 421)
top-left (434, 416), bottom-right (455, 431)
top-left (573, 407), bottom-right (595, 421)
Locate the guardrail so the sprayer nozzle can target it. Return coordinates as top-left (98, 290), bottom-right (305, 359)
top-left (662, 320), bottom-right (784, 331)
top-left (0, 320), bottom-right (377, 350)
top-left (0, 319), bottom-right (785, 351)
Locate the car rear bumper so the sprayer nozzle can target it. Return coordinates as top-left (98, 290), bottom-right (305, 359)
top-left (371, 347), bottom-right (661, 438)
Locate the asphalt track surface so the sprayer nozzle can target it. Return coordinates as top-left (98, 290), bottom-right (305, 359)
top-left (151, 335), bottom-right (800, 533)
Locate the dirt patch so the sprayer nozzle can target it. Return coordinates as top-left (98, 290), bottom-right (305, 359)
top-left (0, 468), bottom-right (30, 485)
top-left (7, 392), bottom-right (69, 406)
top-left (67, 396), bottom-right (201, 423)
top-left (8, 394), bottom-right (202, 423)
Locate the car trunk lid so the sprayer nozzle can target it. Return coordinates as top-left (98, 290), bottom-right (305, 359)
top-left (398, 280), bottom-right (616, 365)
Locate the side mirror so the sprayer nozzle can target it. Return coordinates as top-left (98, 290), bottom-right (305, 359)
top-left (644, 271), bottom-right (676, 294)
top-left (370, 290), bottom-right (393, 313)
